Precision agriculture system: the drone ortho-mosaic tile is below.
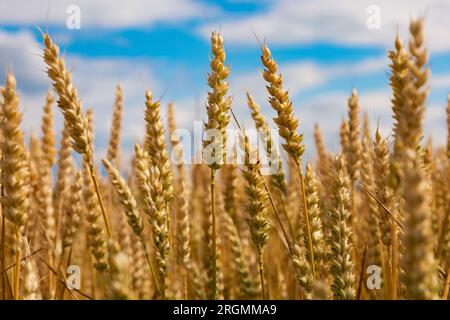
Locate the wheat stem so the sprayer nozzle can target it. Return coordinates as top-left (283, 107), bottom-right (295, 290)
top-left (210, 168), bottom-right (217, 300)
top-left (258, 250), bottom-right (266, 299)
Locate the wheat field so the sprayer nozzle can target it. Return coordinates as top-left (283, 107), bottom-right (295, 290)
top-left (0, 18), bottom-right (448, 300)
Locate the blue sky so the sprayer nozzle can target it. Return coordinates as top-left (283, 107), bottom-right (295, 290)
top-left (1, 0), bottom-right (450, 163)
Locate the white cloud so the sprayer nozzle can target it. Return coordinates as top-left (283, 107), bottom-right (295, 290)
top-left (0, 0), bottom-right (214, 28)
top-left (199, 0), bottom-right (450, 53)
top-left (431, 73), bottom-right (450, 90)
top-left (0, 29), bottom-right (47, 92)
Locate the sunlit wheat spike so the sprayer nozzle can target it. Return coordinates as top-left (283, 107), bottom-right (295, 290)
top-left (107, 84), bottom-right (123, 167)
top-left (346, 89), bottom-right (361, 182)
top-left (61, 170), bottom-right (82, 250)
top-left (328, 156), bottom-right (356, 300)
top-left (102, 158), bottom-right (144, 240)
top-left (144, 89), bottom-right (173, 204)
top-left (247, 92), bottom-right (286, 193)
top-left (0, 72), bottom-right (30, 229)
top-left (42, 33), bottom-right (91, 161)
top-left (204, 31), bottom-right (232, 169)
top-left (260, 45), bottom-right (304, 162)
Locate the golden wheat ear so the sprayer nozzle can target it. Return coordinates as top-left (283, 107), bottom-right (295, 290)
top-left (260, 44), bottom-right (316, 279)
top-left (107, 84), bottom-right (123, 168)
top-left (0, 72), bottom-right (31, 299)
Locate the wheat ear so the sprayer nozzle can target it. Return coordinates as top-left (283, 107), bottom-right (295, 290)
top-left (394, 19), bottom-right (428, 159)
top-left (82, 160), bottom-right (108, 272)
top-left (54, 124), bottom-right (72, 221)
top-left (38, 92), bottom-right (56, 294)
top-left (246, 92), bottom-right (295, 240)
top-left (167, 102), bottom-right (197, 298)
top-left (360, 132), bottom-right (382, 272)
top-left (106, 240), bottom-right (132, 299)
top-left (246, 92), bottom-right (286, 193)
top-left (261, 44), bottom-right (315, 278)
top-left (102, 157), bottom-right (159, 292)
top-left (42, 33), bottom-right (111, 238)
top-left (61, 170), bottom-right (82, 251)
top-left (102, 159), bottom-right (144, 238)
top-left (107, 84), bottom-right (123, 167)
top-left (222, 208), bottom-right (258, 298)
top-left (292, 243), bottom-right (314, 299)
top-left (373, 128), bottom-right (393, 247)
top-left (346, 89), bottom-right (361, 183)
top-left (203, 31), bottom-right (232, 300)
top-left (22, 238), bottom-right (41, 300)
top-left (144, 90), bottom-right (173, 204)
top-left (0, 73), bottom-right (30, 299)
top-left (329, 156), bottom-right (356, 300)
top-left (400, 150), bottom-right (439, 299)
top-left (134, 144), bottom-right (168, 299)
top-left (304, 163), bottom-right (326, 276)
top-left (239, 132), bottom-right (271, 299)
top-left (390, 35), bottom-right (409, 158)
top-left (314, 123), bottom-right (332, 184)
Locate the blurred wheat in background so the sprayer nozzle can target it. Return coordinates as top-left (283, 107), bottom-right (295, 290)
top-left (0, 17), bottom-right (450, 300)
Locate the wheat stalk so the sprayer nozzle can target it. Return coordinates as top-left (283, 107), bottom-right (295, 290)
top-left (261, 44), bottom-right (315, 278)
top-left (203, 31), bottom-right (232, 300)
top-left (42, 33), bottom-right (112, 239)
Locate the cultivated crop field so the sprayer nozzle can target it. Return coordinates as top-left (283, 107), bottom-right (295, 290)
top-left (0, 17), bottom-right (449, 300)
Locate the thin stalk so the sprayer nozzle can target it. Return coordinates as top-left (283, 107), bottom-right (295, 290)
top-left (278, 193), bottom-right (296, 242)
top-left (210, 168), bottom-right (217, 300)
top-left (391, 214), bottom-right (399, 300)
top-left (160, 277), bottom-right (166, 300)
top-left (40, 257), bottom-right (92, 300)
top-left (258, 249), bottom-right (266, 299)
top-left (13, 228), bottom-right (20, 300)
top-left (381, 246), bottom-right (392, 299)
top-left (88, 162), bottom-right (112, 238)
top-left (166, 203), bottom-right (172, 255)
top-left (90, 256), bottom-right (97, 300)
top-left (357, 244), bottom-right (368, 300)
top-left (260, 173), bottom-right (293, 255)
top-left (57, 247), bottom-right (73, 300)
top-left (141, 241), bottom-right (160, 297)
top-left (294, 161), bottom-right (316, 279)
top-left (1, 200), bottom-right (5, 300)
top-left (47, 245), bottom-right (55, 298)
